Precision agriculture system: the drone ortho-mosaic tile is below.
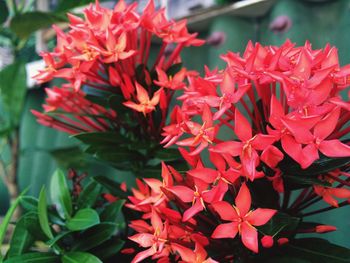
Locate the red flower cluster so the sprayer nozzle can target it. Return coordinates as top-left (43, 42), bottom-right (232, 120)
top-left (32, 0), bottom-right (204, 138)
top-left (126, 40), bottom-right (350, 262)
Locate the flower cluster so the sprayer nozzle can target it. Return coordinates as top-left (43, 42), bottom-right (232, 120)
top-left (125, 40), bottom-right (350, 262)
top-left (32, 0), bottom-right (204, 139)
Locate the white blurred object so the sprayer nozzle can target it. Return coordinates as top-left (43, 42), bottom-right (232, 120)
top-left (167, 0), bottom-right (216, 19)
top-left (0, 47), bottom-right (14, 70)
top-left (26, 60), bottom-right (45, 88)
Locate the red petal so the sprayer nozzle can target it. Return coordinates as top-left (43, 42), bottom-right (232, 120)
top-left (261, 145), bottom-right (284, 168)
top-left (129, 233), bottom-right (154, 248)
top-left (135, 82), bottom-right (150, 104)
top-left (314, 107), bottom-right (340, 140)
top-left (241, 222), bottom-right (258, 253)
top-left (188, 168), bottom-right (217, 183)
top-left (319, 140), bottom-right (350, 157)
top-left (235, 183), bottom-right (251, 216)
top-left (131, 247), bottom-right (156, 263)
top-left (281, 135), bottom-right (303, 165)
top-left (235, 109), bottom-right (252, 141)
top-left (171, 243), bottom-right (195, 262)
top-left (167, 186), bottom-right (193, 203)
top-left (183, 199), bottom-right (204, 222)
top-left (246, 208), bottom-right (276, 226)
top-left (329, 188), bottom-right (350, 199)
top-left (211, 222), bottom-right (239, 239)
top-left (210, 141), bottom-right (242, 156)
top-left (212, 201), bottom-right (238, 221)
top-left (300, 143), bottom-right (319, 169)
top-left (151, 209), bottom-right (163, 231)
top-left (251, 134), bottom-right (276, 150)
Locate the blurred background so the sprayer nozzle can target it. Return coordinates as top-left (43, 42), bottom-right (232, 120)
top-left (0, 0), bottom-right (349, 247)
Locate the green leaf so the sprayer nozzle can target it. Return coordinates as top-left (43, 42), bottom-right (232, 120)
top-left (93, 176), bottom-right (129, 198)
top-left (50, 146), bottom-right (87, 170)
top-left (10, 11), bottom-right (67, 39)
top-left (62, 252), bottom-right (102, 263)
top-left (284, 174), bottom-right (332, 189)
top-left (77, 181), bottom-right (102, 209)
top-left (0, 62), bottom-right (27, 127)
top-left (73, 132), bottom-right (127, 146)
top-left (154, 148), bottom-right (181, 162)
top-left (46, 231), bottom-right (73, 247)
top-left (55, 0), bottom-right (98, 12)
top-left (280, 155), bottom-right (350, 177)
top-left (4, 253), bottom-right (59, 263)
top-left (100, 200), bottom-right (125, 222)
top-left (66, 208), bottom-right (100, 231)
top-left (0, 0), bottom-right (9, 24)
top-left (90, 239), bottom-right (125, 260)
top-left (7, 215), bottom-right (35, 257)
top-left (19, 196), bottom-right (38, 212)
top-left (258, 212), bottom-right (300, 237)
top-left (19, 212), bottom-right (47, 241)
top-left (50, 169), bottom-right (72, 219)
top-left (71, 222), bottom-right (118, 251)
top-left (284, 238), bottom-right (350, 263)
top-left (0, 190), bottom-right (27, 257)
top-left (166, 63), bottom-right (183, 76)
top-left (38, 187), bottom-right (54, 239)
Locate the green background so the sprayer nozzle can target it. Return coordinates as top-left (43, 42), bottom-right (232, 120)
top-left (1, 0), bottom-right (349, 247)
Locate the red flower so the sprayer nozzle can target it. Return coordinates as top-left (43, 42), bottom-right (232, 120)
top-left (211, 183), bottom-right (276, 253)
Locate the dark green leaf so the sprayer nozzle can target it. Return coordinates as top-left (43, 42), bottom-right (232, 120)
top-left (7, 215), bottom-right (35, 257)
top-left (4, 253), bottom-right (59, 263)
top-left (166, 63), bottom-right (183, 76)
top-left (66, 208), bottom-right (100, 231)
top-left (258, 212), bottom-right (300, 237)
top-left (280, 155), bottom-right (350, 177)
top-left (46, 231), bottom-right (73, 247)
top-left (71, 222), bottom-right (118, 251)
top-left (0, 191), bottom-right (27, 256)
top-left (62, 252), bottom-right (102, 263)
top-left (55, 0), bottom-right (99, 12)
top-left (0, 62), bottom-right (27, 126)
top-left (283, 238), bottom-right (350, 263)
top-left (100, 200), bottom-right (125, 222)
top-left (90, 239), bottom-right (125, 260)
top-left (19, 196), bottom-right (38, 212)
top-left (284, 174), bottom-right (332, 188)
top-left (77, 181), bottom-right (102, 209)
top-left (93, 176), bottom-right (129, 198)
top-left (50, 169), bottom-right (72, 219)
top-left (10, 11), bottom-right (67, 39)
top-left (50, 146), bottom-right (87, 170)
top-left (248, 179), bottom-right (280, 209)
top-left (267, 257), bottom-right (309, 263)
top-left (20, 212), bottom-right (47, 241)
top-left (0, 0), bottom-right (9, 25)
top-left (154, 148), bottom-right (181, 162)
top-left (38, 188), bottom-right (54, 239)
top-left (73, 132), bottom-right (127, 146)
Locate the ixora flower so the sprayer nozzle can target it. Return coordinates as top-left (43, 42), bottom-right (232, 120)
top-left (32, 0), bottom-right (204, 139)
top-left (125, 40), bottom-right (350, 262)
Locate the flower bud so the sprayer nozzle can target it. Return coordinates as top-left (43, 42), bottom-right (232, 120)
top-left (261, 235), bottom-right (274, 248)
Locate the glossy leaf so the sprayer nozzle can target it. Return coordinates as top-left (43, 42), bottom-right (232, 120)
top-left (4, 253), bottom-right (59, 263)
top-left (0, 191), bottom-right (27, 257)
top-left (0, 62), bottom-right (27, 127)
top-left (284, 174), bottom-right (332, 189)
top-left (73, 132), bottom-right (127, 146)
top-left (90, 239), bottom-right (125, 260)
top-left (20, 212), bottom-right (47, 241)
top-left (154, 148), bottom-right (181, 162)
top-left (258, 212), bottom-right (300, 237)
top-left (7, 215), bottom-right (35, 257)
top-left (93, 176), bottom-right (129, 198)
top-left (46, 231), bottom-right (73, 247)
top-left (71, 222), bottom-right (118, 251)
top-left (77, 181), bottom-right (102, 209)
top-left (283, 238), bottom-right (350, 263)
top-left (66, 208), bottom-right (100, 231)
top-left (19, 196), bottom-right (38, 212)
top-left (100, 200), bottom-right (125, 222)
top-left (50, 146), bottom-right (87, 170)
top-left (50, 169), bottom-right (72, 219)
top-left (10, 11), bottom-right (67, 39)
top-left (62, 252), bottom-right (102, 263)
top-left (0, 0), bottom-right (9, 24)
top-left (38, 187), bottom-right (54, 239)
